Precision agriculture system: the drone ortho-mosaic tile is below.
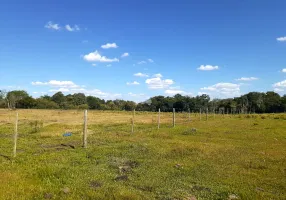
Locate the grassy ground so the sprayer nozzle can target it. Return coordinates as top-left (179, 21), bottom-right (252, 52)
top-left (0, 109), bottom-right (286, 200)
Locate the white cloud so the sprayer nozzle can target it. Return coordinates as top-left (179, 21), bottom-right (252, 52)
top-left (138, 61), bottom-right (147, 65)
top-left (32, 80), bottom-right (79, 88)
top-left (201, 82), bottom-right (240, 97)
top-left (106, 64), bottom-right (112, 67)
top-left (33, 92), bottom-right (47, 94)
top-left (164, 87), bottom-right (192, 96)
top-left (277, 37), bottom-right (286, 42)
top-left (165, 89), bottom-right (186, 95)
top-left (65, 24), bottom-right (80, 32)
top-left (127, 81), bottom-right (140, 85)
top-left (66, 88), bottom-right (121, 99)
top-left (45, 21), bottom-right (61, 30)
top-left (101, 43), bottom-right (118, 49)
top-left (274, 88), bottom-right (284, 92)
top-left (32, 80), bottom-right (121, 99)
top-left (236, 77), bottom-right (258, 81)
top-left (49, 88), bottom-right (70, 92)
top-left (92, 64), bottom-right (97, 66)
top-left (128, 92), bottom-right (145, 97)
top-left (134, 72), bottom-right (148, 77)
top-left (153, 73), bottom-right (163, 78)
top-left (121, 52), bottom-right (129, 57)
top-left (197, 65), bottom-right (219, 71)
top-left (31, 81), bottom-right (45, 86)
top-left (282, 69), bottom-right (286, 73)
top-left (273, 80), bottom-right (286, 88)
top-left (70, 88), bottom-right (86, 92)
top-left (145, 75), bottom-right (174, 89)
top-left (148, 59), bottom-right (154, 63)
top-left (198, 92), bottom-right (209, 96)
top-left (89, 90), bottom-right (121, 99)
top-left (83, 51), bottom-right (119, 63)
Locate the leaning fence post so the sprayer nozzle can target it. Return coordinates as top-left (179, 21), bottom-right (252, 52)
top-left (13, 112), bottom-right (18, 157)
top-left (173, 108), bottom-right (175, 127)
top-left (132, 109), bottom-right (135, 133)
top-left (158, 108), bottom-right (160, 129)
top-left (83, 110), bottom-right (88, 148)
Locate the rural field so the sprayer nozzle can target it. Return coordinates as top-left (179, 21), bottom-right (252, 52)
top-left (0, 109), bottom-right (286, 200)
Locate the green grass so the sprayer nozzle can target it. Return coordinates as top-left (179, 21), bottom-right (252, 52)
top-left (0, 110), bottom-right (286, 199)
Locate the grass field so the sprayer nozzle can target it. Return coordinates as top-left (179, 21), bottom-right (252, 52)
top-left (0, 109), bottom-right (286, 200)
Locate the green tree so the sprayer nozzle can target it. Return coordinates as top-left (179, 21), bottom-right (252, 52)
top-left (0, 90), bottom-right (7, 108)
top-left (51, 92), bottom-right (66, 107)
top-left (77, 104), bottom-right (89, 110)
top-left (6, 90), bottom-right (29, 109)
top-left (264, 91), bottom-right (281, 113)
top-left (195, 94), bottom-right (210, 112)
top-left (124, 101), bottom-right (136, 111)
top-left (36, 98), bottom-right (59, 109)
top-left (281, 95), bottom-right (286, 112)
top-left (73, 93), bottom-right (86, 106)
top-left (246, 92), bottom-right (265, 113)
top-left (86, 96), bottom-right (102, 109)
top-left (17, 96), bottom-right (37, 108)
top-left (41, 95), bottom-right (52, 101)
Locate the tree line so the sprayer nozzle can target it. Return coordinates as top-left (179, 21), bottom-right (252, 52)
top-left (1, 90), bottom-right (286, 113)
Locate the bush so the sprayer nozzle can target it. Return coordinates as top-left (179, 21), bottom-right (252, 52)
top-left (77, 104), bottom-right (89, 110)
top-left (36, 98), bottom-right (59, 109)
top-left (29, 120), bottom-right (43, 133)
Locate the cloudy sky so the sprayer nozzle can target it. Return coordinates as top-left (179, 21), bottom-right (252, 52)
top-left (1, 0), bottom-right (286, 102)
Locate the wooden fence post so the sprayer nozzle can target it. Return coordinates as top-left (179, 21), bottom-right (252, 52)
top-left (13, 112), bottom-right (18, 157)
top-left (206, 108), bottom-right (208, 121)
top-left (132, 109), bottom-right (135, 133)
top-left (83, 110), bottom-right (87, 148)
top-left (158, 108), bottom-right (160, 129)
top-left (200, 108), bottom-right (202, 121)
top-left (173, 108), bottom-right (175, 127)
top-left (188, 108), bottom-right (191, 122)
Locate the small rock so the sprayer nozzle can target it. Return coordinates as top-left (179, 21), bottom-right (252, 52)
top-left (256, 187), bottom-right (264, 192)
top-left (183, 128), bottom-right (197, 135)
top-left (174, 164), bottom-right (183, 169)
top-left (228, 194), bottom-right (239, 200)
top-left (119, 165), bottom-right (131, 174)
top-left (114, 175), bottom-right (128, 181)
top-left (191, 185), bottom-right (211, 192)
top-left (44, 193), bottom-right (53, 199)
top-left (61, 187), bottom-right (70, 194)
top-left (183, 195), bottom-right (197, 200)
top-left (90, 180), bottom-right (102, 190)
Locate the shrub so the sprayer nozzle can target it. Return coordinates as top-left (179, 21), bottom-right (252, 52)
top-left (29, 120), bottom-right (43, 133)
top-left (77, 104), bottom-right (89, 110)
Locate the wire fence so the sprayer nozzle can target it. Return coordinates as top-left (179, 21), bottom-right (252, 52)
top-left (1, 109), bottom-right (285, 158)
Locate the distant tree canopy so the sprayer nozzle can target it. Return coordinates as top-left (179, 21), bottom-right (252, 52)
top-left (1, 89), bottom-right (286, 113)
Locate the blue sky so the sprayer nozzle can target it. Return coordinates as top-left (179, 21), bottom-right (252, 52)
top-left (1, 0), bottom-right (286, 102)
